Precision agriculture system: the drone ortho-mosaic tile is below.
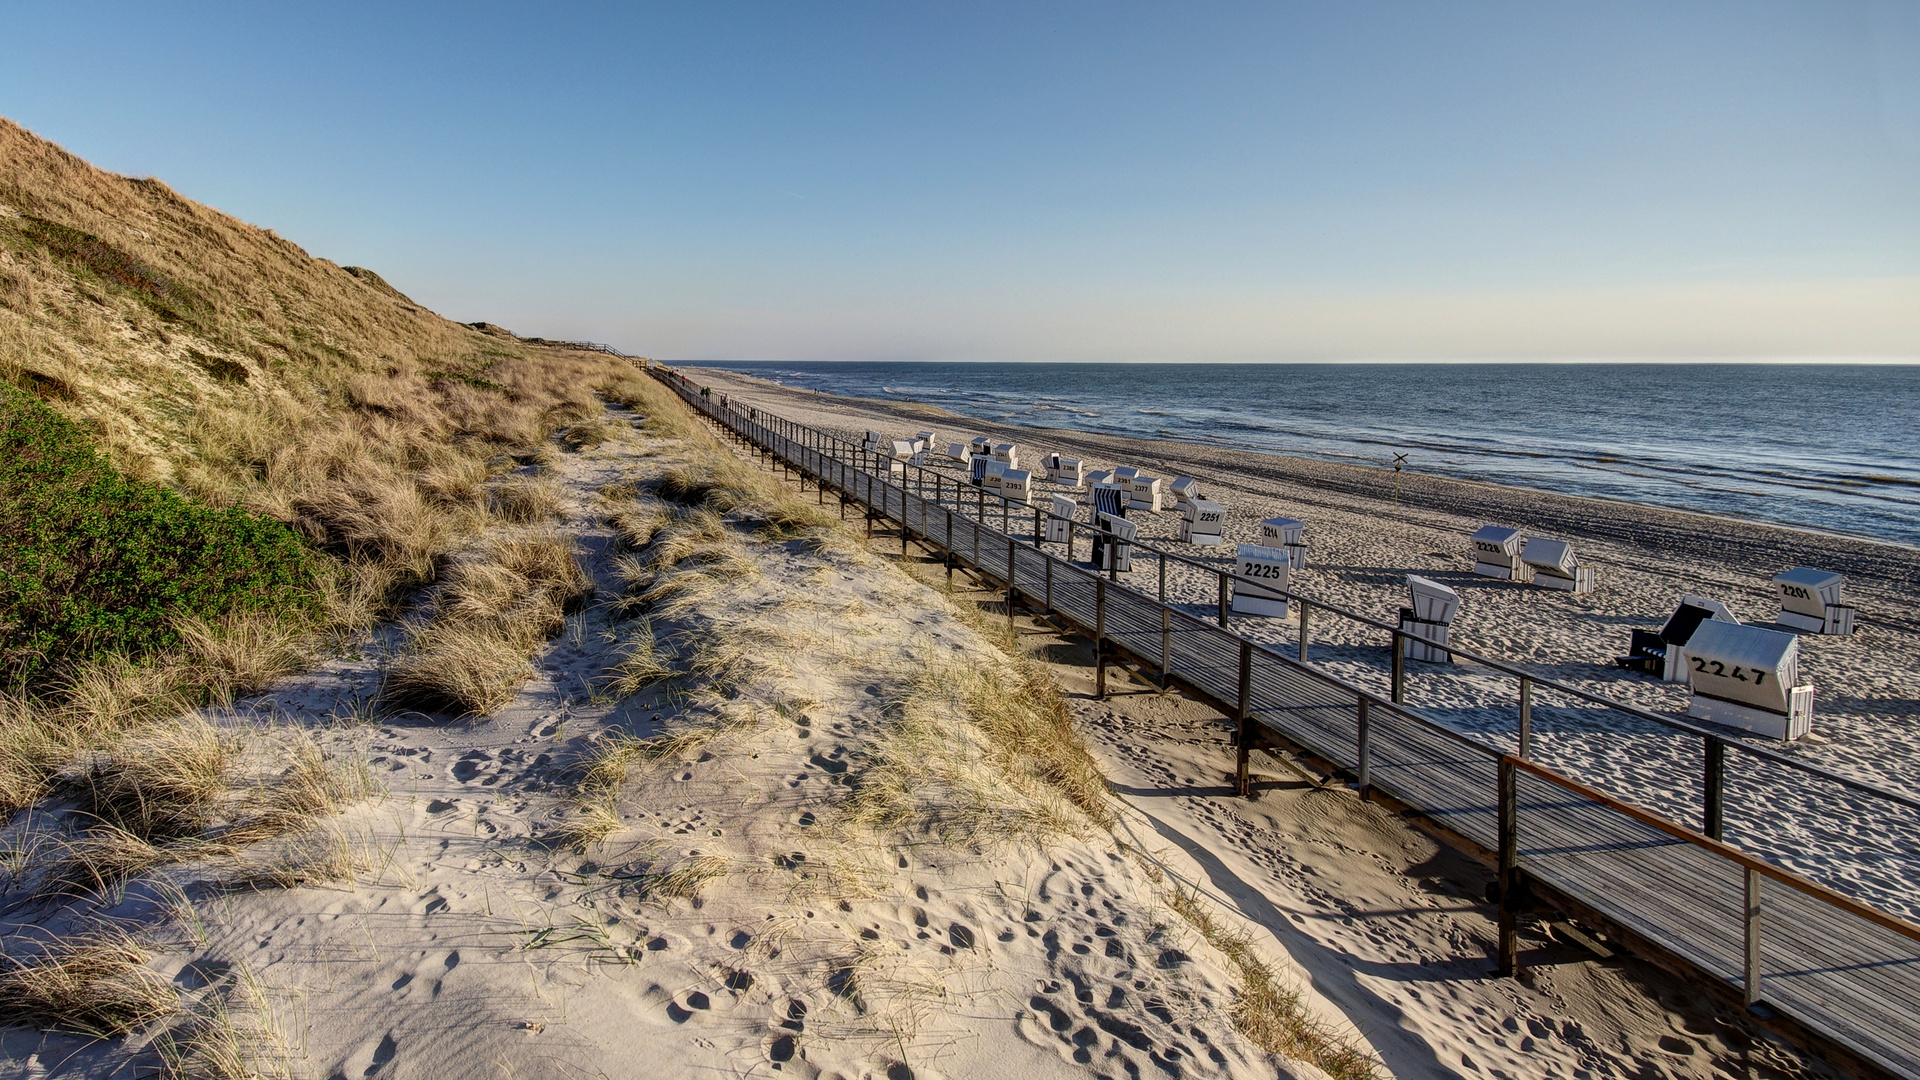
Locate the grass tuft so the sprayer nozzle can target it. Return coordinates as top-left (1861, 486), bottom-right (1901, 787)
top-left (491, 476), bottom-right (564, 523)
top-left (1166, 887), bottom-right (1380, 1080)
top-left (0, 928), bottom-right (177, 1037)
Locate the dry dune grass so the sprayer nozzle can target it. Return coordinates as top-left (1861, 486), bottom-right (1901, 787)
top-left (491, 475), bottom-right (565, 524)
top-left (382, 531), bottom-right (591, 716)
top-left (839, 653), bottom-right (1112, 848)
top-left (35, 721), bottom-right (377, 897)
top-left (0, 927), bottom-right (177, 1037)
top-left (1165, 888), bottom-right (1380, 1080)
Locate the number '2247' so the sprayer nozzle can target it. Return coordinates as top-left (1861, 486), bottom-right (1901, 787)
top-left (1692, 657), bottom-right (1766, 685)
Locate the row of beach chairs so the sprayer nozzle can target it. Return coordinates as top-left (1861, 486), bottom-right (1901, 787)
top-left (858, 427), bottom-right (1829, 743)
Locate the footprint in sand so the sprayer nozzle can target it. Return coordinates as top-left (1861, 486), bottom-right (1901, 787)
top-left (390, 949), bottom-right (460, 1001)
top-left (335, 1030), bottom-right (398, 1079)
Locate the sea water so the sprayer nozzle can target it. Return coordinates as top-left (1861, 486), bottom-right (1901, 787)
top-left (698, 361), bottom-right (1920, 548)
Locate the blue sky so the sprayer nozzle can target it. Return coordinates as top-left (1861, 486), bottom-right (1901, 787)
top-left (4, 2), bottom-right (1916, 361)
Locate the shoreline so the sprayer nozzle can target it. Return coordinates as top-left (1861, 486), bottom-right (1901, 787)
top-left (689, 367), bottom-right (1920, 596)
top-left (687, 362), bottom-right (1920, 557)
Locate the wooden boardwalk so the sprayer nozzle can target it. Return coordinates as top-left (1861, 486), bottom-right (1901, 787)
top-left (670, 379), bottom-right (1920, 1079)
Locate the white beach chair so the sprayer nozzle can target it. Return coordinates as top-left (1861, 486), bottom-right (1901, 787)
top-left (1084, 469), bottom-right (1116, 488)
top-left (1470, 526), bottom-right (1530, 581)
top-left (1094, 512), bottom-right (1136, 572)
top-left (1521, 537), bottom-right (1596, 593)
top-left (970, 436), bottom-right (993, 455)
top-left (1169, 477), bottom-right (1201, 510)
top-left (1399, 576), bottom-right (1460, 663)
top-left (889, 439), bottom-right (915, 460)
top-left (1050, 456), bottom-right (1087, 489)
top-left (1259, 516), bottom-right (1307, 570)
top-left (999, 468), bottom-right (1034, 506)
top-left (1683, 620), bottom-right (1813, 740)
top-left (1090, 483), bottom-right (1128, 522)
top-left (969, 455), bottom-right (991, 486)
top-left (863, 430), bottom-right (885, 452)
top-left (992, 443), bottom-right (1019, 469)
top-left (1127, 475), bottom-right (1164, 513)
top-left (1179, 499), bottom-right (1226, 547)
top-left (1231, 544), bottom-right (1291, 617)
top-left (1617, 595), bottom-right (1740, 682)
top-left (1772, 567), bottom-right (1854, 636)
top-left (914, 431), bottom-right (936, 453)
top-left (980, 458), bottom-right (1009, 497)
top-left (946, 442), bottom-right (972, 464)
top-left (1045, 494), bottom-right (1076, 544)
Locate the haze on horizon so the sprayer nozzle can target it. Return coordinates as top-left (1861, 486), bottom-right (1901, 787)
top-left (5, 2), bottom-right (1916, 364)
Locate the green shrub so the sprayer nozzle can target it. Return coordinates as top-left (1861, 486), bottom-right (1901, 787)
top-left (0, 384), bottom-right (318, 685)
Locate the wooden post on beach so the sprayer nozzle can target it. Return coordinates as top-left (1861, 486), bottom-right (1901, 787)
top-left (1297, 599), bottom-right (1311, 664)
top-left (1160, 607), bottom-right (1171, 681)
top-left (1390, 632), bottom-right (1406, 705)
top-left (1704, 737), bottom-right (1726, 841)
top-left (1007, 537), bottom-right (1018, 629)
top-left (1518, 678), bottom-right (1534, 759)
top-left (1497, 757), bottom-right (1519, 977)
top-left (1095, 578), bottom-right (1108, 700)
top-left (1356, 697), bottom-right (1372, 800)
top-left (1234, 640), bottom-right (1253, 797)
top-left (1745, 868), bottom-right (1764, 1007)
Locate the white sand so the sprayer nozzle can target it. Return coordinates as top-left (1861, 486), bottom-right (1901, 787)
top-left (680, 368), bottom-right (1920, 921)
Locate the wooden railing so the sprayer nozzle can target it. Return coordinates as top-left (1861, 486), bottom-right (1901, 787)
top-left (654, 366), bottom-right (1920, 1078)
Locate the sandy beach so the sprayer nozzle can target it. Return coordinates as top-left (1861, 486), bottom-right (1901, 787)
top-left (681, 367), bottom-right (1920, 920)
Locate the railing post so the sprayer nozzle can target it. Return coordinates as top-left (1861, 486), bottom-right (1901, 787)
top-left (1356, 697), bottom-right (1372, 800)
top-left (1390, 631), bottom-right (1406, 705)
top-left (1033, 508), bottom-right (1041, 545)
top-left (1216, 570), bottom-right (1229, 628)
top-left (1158, 551), bottom-right (1167, 603)
top-left (1234, 640), bottom-right (1253, 797)
top-left (1297, 598), bottom-right (1310, 665)
top-left (1518, 676), bottom-right (1533, 759)
top-left (1160, 606), bottom-right (1171, 679)
top-left (1044, 553), bottom-right (1053, 614)
top-left (1066, 519), bottom-right (1074, 562)
top-left (1497, 757), bottom-right (1519, 977)
top-left (1745, 867), bottom-right (1763, 1007)
top-left (1095, 578), bottom-right (1107, 700)
top-left (1704, 737), bottom-right (1726, 841)
top-left (1007, 537), bottom-right (1017, 629)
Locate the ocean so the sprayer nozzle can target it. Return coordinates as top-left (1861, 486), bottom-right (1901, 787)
top-left (696, 361), bottom-right (1920, 548)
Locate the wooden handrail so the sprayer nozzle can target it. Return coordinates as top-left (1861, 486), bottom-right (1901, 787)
top-left (662, 373), bottom-right (1920, 949)
top-left (1505, 754), bottom-right (1920, 947)
top-left (696, 383), bottom-right (1920, 815)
